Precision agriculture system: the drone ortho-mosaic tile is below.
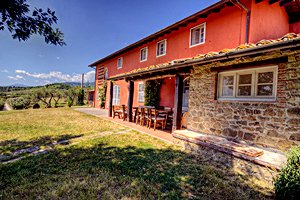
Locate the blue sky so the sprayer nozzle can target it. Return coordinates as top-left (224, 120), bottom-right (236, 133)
top-left (0, 0), bottom-right (218, 86)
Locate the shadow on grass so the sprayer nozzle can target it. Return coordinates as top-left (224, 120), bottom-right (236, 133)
top-left (0, 136), bottom-right (275, 199)
top-left (0, 134), bottom-right (83, 155)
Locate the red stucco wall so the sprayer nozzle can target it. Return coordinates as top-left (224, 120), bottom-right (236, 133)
top-left (159, 77), bottom-right (175, 108)
top-left (249, 0), bottom-right (289, 43)
top-left (290, 22), bottom-right (300, 34)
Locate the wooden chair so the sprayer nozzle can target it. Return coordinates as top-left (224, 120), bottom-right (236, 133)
top-left (112, 105), bottom-right (122, 119)
top-left (149, 109), bottom-right (167, 131)
top-left (164, 107), bottom-right (173, 130)
top-left (121, 105), bottom-right (127, 121)
top-left (132, 107), bottom-right (138, 123)
top-left (136, 107), bottom-right (146, 126)
top-left (144, 108), bottom-right (152, 127)
top-left (181, 112), bottom-right (189, 129)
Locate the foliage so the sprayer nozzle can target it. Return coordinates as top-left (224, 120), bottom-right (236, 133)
top-left (98, 81), bottom-right (107, 108)
top-left (7, 97), bottom-right (30, 110)
top-left (67, 99), bottom-right (73, 107)
top-left (0, 0), bottom-right (65, 45)
top-left (0, 98), bottom-right (5, 110)
top-left (32, 103), bottom-right (40, 109)
top-left (46, 83), bottom-right (71, 90)
top-left (64, 87), bottom-right (79, 107)
top-left (52, 89), bottom-right (64, 108)
top-left (77, 88), bottom-right (84, 106)
top-left (274, 145), bottom-right (300, 200)
top-left (31, 88), bottom-right (54, 108)
top-left (145, 80), bottom-right (162, 108)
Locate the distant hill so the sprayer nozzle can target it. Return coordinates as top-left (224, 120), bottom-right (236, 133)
top-left (6, 83), bottom-right (29, 87)
top-left (0, 82), bottom-right (94, 92)
top-left (61, 82), bottom-right (95, 87)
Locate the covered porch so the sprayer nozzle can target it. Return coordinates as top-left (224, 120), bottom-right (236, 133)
top-left (107, 64), bottom-right (192, 133)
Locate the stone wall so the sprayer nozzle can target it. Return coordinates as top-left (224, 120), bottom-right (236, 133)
top-left (188, 53), bottom-right (300, 151)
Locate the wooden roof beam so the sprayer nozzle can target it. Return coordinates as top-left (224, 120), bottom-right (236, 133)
top-left (255, 0), bottom-right (264, 3)
top-left (269, 0), bottom-right (280, 4)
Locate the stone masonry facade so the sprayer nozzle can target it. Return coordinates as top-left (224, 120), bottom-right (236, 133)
top-left (188, 52), bottom-right (300, 151)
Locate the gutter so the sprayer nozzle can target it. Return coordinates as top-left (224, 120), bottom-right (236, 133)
top-left (234, 0), bottom-right (250, 44)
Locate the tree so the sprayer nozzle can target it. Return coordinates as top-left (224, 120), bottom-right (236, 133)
top-left (32, 88), bottom-right (53, 108)
top-left (64, 87), bottom-right (79, 107)
top-left (0, 0), bottom-right (65, 45)
top-left (52, 89), bottom-right (64, 108)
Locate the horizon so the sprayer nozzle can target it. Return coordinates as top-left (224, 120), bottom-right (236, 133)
top-left (0, 0), bottom-right (218, 86)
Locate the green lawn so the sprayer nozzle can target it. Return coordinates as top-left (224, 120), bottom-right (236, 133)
top-left (0, 108), bottom-right (274, 199)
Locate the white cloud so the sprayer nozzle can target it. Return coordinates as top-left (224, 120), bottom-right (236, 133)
top-left (56, 57), bottom-right (60, 60)
top-left (15, 70), bottom-right (95, 83)
top-left (1, 69), bottom-right (9, 73)
top-left (8, 75), bottom-right (25, 80)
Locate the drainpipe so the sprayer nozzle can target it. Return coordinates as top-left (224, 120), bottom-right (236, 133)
top-left (235, 0), bottom-right (250, 44)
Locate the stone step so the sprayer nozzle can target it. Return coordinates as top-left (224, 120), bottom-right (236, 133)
top-left (175, 130), bottom-right (263, 157)
top-left (173, 129), bottom-right (286, 170)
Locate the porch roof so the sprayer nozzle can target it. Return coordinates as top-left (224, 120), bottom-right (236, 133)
top-left (109, 33), bottom-right (300, 81)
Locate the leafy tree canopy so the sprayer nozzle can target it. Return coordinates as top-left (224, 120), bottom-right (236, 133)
top-left (0, 0), bottom-right (65, 45)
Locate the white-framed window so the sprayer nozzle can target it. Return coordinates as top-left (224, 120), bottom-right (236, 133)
top-left (117, 57), bottom-right (123, 69)
top-left (138, 82), bottom-right (145, 102)
top-left (113, 85), bottom-right (120, 105)
top-left (190, 23), bottom-right (206, 47)
top-left (156, 39), bottom-right (166, 57)
top-left (218, 66), bottom-right (278, 101)
top-left (104, 68), bottom-right (108, 80)
top-left (140, 47), bottom-right (148, 62)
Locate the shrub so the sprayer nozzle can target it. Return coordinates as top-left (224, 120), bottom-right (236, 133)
top-left (8, 97), bottom-right (31, 110)
top-left (274, 145), bottom-right (300, 200)
top-left (0, 98), bottom-right (5, 110)
top-left (145, 80), bottom-right (162, 108)
top-left (32, 103), bottom-right (40, 109)
top-left (67, 99), bottom-right (73, 107)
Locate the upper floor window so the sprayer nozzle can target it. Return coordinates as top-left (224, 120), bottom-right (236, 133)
top-left (156, 40), bottom-right (166, 57)
top-left (104, 68), bottom-right (108, 80)
top-left (218, 66), bottom-right (278, 101)
top-left (117, 57), bottom-right (123, 69)
top-left (138, 82), bottom-right (145, 102)
top-left (140, 47), bottom-right (148, 62)
top-left (190, 23), bottom-right (206, 47)
top-left (113, 85), bottom-right (120, 105)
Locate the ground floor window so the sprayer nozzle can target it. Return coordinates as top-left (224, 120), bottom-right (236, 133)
top-left (182, 77), bottom-right (190, 112)
top-left (138, 82), bottom-right (145, 102)
top-left (218, 66), bottom-right (278, 101)
top-left (113, 85), bottom-right (120, 105)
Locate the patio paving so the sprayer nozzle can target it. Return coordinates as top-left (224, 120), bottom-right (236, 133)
top-left (74, 108), bottom-right (173, 144)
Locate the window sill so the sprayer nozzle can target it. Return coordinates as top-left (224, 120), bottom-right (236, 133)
top-left (217, 97), bottom-right (277, 102)
top-left (140, 59), bottom-right (147, 63)
top-left (156, 53), bottom-right (166, 58)
top-left (189, 41), bottom-right (205, 48)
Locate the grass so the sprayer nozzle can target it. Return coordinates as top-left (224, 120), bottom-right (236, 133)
top-left (0, 108), bottom-right (274, 199)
